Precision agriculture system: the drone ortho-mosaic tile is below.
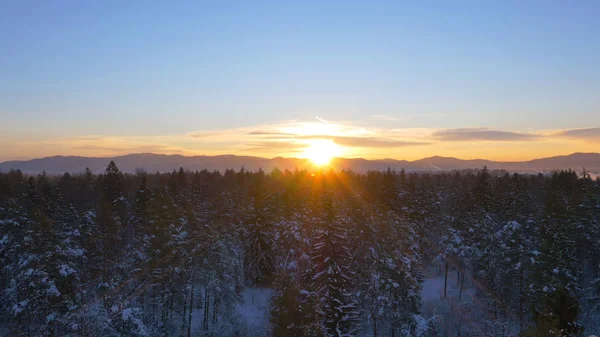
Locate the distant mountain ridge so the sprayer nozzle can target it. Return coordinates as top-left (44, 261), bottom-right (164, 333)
top-left (0, 152), bottom-right (599, 174)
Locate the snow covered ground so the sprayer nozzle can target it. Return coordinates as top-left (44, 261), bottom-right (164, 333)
top-left (420, 263), bottom-right (600, 337)
top-left (420, 263), bottom-right (475, 314)
top-left (236, 287), bottom-right (274, 334)
top-left (186, 287), bottom-right (273, 336)
top-left (419, 262), bottom-right (513, 337)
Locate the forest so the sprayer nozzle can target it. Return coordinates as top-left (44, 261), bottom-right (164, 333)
top-left (1, 162), bottom-right (599, 337)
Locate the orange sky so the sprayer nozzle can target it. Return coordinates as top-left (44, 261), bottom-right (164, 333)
top-left (2, 119), bottom-right (598, 162)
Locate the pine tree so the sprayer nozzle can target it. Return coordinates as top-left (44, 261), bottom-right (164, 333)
top-left (270, 270), bottom-right (302, 337)
top-left (244, 185), bottom-right (275, 284)
top-left (6, 175), bottom-right (83, 336)
top-left (493, 220), bottom-right (537, 333)
top-left (357, 209), bottom-right (422, 336)
top-left (309, 195), bottom-right (360, 337)
top-left (528, 172), bottom-right (583, 336)
top-left (96, 161), bottom-right (126, 289)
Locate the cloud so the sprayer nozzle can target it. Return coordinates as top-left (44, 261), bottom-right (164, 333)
top-left (315, 116), bottom-right (328, 123)
top-left (70, 144), bottom-right (171, 153)
top-left (245, 123), bottom-right (430, 148)
top-left (555, 127), bottom-right (600, 142)
top-left (300, 135), bottom-right (430, 148)
top-left (242, 141), bottom-right (308, 152)
top-left (247, 131), bottom-right (294, 136)
top-left (371, 114), bottom-right (400, 121)
top-left (188, 131), bottom-right (221, 138)
top-left (18, 135), bottom-right (198, 158)
top-left (431, 128), bottom-right (539, 142)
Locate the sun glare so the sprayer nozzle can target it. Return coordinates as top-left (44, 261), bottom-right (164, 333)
top-left (302, 140), bottom-right (341, 166)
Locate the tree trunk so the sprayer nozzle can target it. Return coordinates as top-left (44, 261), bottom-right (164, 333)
top-left (187, 281), bottom-right (194, 337)
top-left (203, 289), bottom-right (210, 330)
top-left (181, 282), bottom-right (187, 337)
top-left (169, 287), bottom-right (174, 319)
top-left (371, 312), bottom-right (377, 337)
top-left (102, 231), bottom-right (107, 283)
top-left (457, 265), bottom-right (460, 283)
top-left (518, 271), bottom-right (524, 335)
top-left (444, 260), bottom-right (449, 298)
top-left (161, 282), bottom-right (168, 337)
top-left (213, 297), bottom-right (219, 324)
top-left (458, 267), bottom-right (466, 301)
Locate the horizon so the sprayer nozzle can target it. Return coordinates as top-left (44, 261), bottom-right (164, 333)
top-left (2, 152), bottom-right (599, 178)
top-left (2, 150), bottom-right (600, 164)
top-left (1, 2), bottom-right (600, 162)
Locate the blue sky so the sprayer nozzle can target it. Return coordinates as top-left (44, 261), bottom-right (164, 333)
top-left (1, 1), bottom-right (599, 161)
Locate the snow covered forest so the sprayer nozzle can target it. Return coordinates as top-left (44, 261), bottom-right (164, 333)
top-left (1, 162), bottom-right (599, 337)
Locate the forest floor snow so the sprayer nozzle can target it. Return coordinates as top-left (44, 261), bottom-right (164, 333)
top-left (420, 263), bottom-right (476, 313)
top-left (236, 287), bottom-right (274, 331)
top-left (187, 286), bottom-right (274, 336)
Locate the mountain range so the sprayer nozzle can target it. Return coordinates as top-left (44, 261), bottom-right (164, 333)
top-left (1, 152), bottom-right (599, 175)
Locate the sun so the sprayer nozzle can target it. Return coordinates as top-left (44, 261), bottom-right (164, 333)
top-left (302, 139), bottom-right (342, 166)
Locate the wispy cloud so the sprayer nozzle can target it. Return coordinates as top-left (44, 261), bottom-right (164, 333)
top-left (431, 128), bottom-right (539, 141)
top-left (555, 127), bottom-right (600, 142)
top-left (315, 116), bottom-right (328, 123)
top-left (245, 123), bottom-right (428, 148)
top-left (71, 144), bottom-right (171, 153)
top-left (299, 135), bottom-right (429, 148)
top-left (242, 141), bottom-right (308, 152)
top-left (188, 132), bottom-right (220, 138)
top-left (371, 114), bottom-right (399, 121)
top-left (247, 131), bottom-right (293, 136)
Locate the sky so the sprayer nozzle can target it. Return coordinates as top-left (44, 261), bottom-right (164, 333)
top-left (1, 1), bottom-right (599, 162)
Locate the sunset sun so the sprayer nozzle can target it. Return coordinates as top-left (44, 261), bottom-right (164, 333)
top-left (302, 139), bottom-right (342, 166)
